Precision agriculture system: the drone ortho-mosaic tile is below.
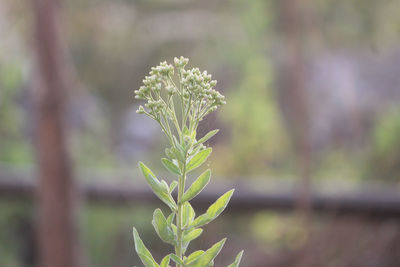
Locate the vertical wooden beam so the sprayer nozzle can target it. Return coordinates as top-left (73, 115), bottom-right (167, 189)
top-left (31, 1), bottom-right (79, 267)
top-left (278, 0), bottom-right (312, 215)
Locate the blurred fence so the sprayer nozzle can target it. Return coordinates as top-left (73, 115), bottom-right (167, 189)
top-left (1, 172), bottom-right (400, 219)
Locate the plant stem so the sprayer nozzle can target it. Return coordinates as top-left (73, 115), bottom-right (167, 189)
top-left (175, 164), bottom-right (186, 267)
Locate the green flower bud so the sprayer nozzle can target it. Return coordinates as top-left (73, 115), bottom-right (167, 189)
top-left (136, 105), bottom-right (145, 114)
top-left (166, 85), bottom-right (175, 95)
top-left (209, 80), bottom-right (217, 87)
top-left (174, 56), bottom-right (189, 68)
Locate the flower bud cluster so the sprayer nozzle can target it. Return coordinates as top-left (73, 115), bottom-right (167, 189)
top-left (151, 61), bottom-right (174, 77)
top-left (174, 56), bottom-right (189, 68)
top-left (134, 57), bottom-right (225, 124)
top-left (145, 99), bottom-right (166, 114)
top-left (134, 75), bottom-right (162, 100)
top-left (180, 68), bottom-right (226, 107)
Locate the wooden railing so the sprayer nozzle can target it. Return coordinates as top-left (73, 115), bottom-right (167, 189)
top-left (1, 174), bottom-right (400, 219)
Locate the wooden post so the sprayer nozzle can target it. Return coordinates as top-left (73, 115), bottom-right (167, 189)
top-left (31, 0), bottom-right (80, 267)
top-left (278, 0), bottom-right (312, 215)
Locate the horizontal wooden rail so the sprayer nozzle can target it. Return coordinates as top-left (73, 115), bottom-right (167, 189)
top-left (1, 174), bottom-right (400, 219)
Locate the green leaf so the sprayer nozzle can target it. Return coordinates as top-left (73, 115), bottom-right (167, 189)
top-left (160, 255), bottom-right (170, 267)
top-left (184, 138), bottom-right (193, 152)
top-left (227, 250), bottom-right (244, 267)
top-left (132, 227), bottom-right (159, 267)
top-left (183, 125), bottom-right (190, 136)
top-left (166, 212), bottom-right (175, 226)
top-left (171, 147), bottom-right (185, 163)
top-left (161, 158), bottom-right (181, 175)
top-left (165, 148), bottom-right (174, 159)
top-left (195, 129), bottom-right (219, 145)
top-left (169, 181), bottom-right (178, 193)
top-left (161, 180), bottom-right (170, 191)
top-left (182, 202), bottom-right (195, 228)
top-left (186, 238), bottom-right (226, 267)
top-left (184, 250), bottom-right (204, 265)
top-left (180, 169), bottom-right (211, 203)
top-left (190, 129), bottom-right (196, 140)
top-left (171, 224), bottom-right (177, 236)
top-left (182, 227), bottom-right (202, 254)
top-left (183, 128), bottom-right (195, 150)
top-left (173, 136), bottom-right (186, 156)
top-left (169, 254), bottom-right (183, 265)
top-left (183, 228), bottom-right (203, 243)
top-left (186, 148), bottom-right (212, 172)
top-left (138, 253), bottom-right (158, 267)
top-left (188, 145), bottom-right (202, 157)
top-left (138, 162), bottom-right (177, 211)
top-left (191, 189), bottom-right (234, 228)
top-left (152, 209), bottom-right (176, 245)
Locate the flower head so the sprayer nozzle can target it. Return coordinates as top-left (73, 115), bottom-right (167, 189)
top-left (134, 57), bottom-right (225, 132)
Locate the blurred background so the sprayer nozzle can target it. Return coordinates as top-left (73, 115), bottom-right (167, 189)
top-left (1, 0), bottom-right (400, 266)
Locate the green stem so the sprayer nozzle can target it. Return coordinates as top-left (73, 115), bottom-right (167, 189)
top-left (170, 99), bottom-right (182, 140)
top-left (183, 94), bottom-right (192, 129)
top-left (175, 158), bottom-right (186, 267)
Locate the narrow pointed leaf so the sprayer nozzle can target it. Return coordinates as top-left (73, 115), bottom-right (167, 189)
top-left (180, 169), bottom-right (211, 203)
top-left (152, 209), bottom-right (175, 245)
top-left (165, 147), bottom-right (175, 160)
top-left (182, 202), bottom-right (195, 227)
top-left (228, 250), bottom-right (244, 267)
top-left (169, 254), bottom-right (183, 265)
top-left (138, 161), bottom-right (160, 189)
top-left (186, 148), bottom-right (212, 172)
top-left (190, 129), bottom-right (196, 140)
top-left (173, 136), bottom-right (185, 156)
top-left (181, 202), bottom-right (197, 253)
top-left (161, 180), bottom-right (170, 191)
top-left (166, 212), bottom-right (175, 226)
top-left (138, 162), bottom-right (177, 211)
top-left (183, 228), bottom-right (203, 243)
top-left (138, 253), bottom-right (158, 267)
top-left (186, 238), bottom-right (226, 267)
top-left (171, 147), bottom-right (185, 163)
top-left (183, 125), bottom-right (190, 136)
top-left (188, 145), bottom-right (202, 157)
top-left (161, 158), bottom-right (181, 175)
top-left (132, 227), bottom-right (159, 267)
top-left (191, 189), bottom-right (234, 228)
top-left (195, 129), bottom-right (219, 145)
top-left (185, 250), bottom-right (204, 265)
top-left (160, 255), bottom-right (170, 267)
top-left (169, 181), bottom-right (178, 193)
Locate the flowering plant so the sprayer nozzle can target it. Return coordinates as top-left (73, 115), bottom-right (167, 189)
top-left (132, 57), bottom-right (243, 267)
